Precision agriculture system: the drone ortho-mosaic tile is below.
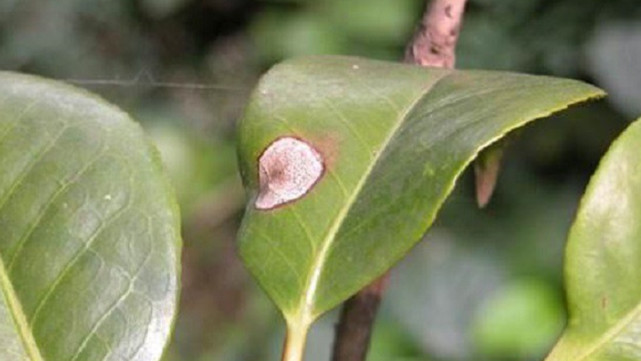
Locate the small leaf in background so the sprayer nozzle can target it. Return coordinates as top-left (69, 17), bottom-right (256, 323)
top-left (326, 0), bottom-right (417, 44)
top-left (0, 72), bottom-right (181, 361)
top-left (546, 117), bottom-right (641, 361)
top-left (236, 55), bottom-right (603, 358)
top-left (251, 11), bottom-right (347, 64)
top-left (472, 278), bottom-right (565, 359)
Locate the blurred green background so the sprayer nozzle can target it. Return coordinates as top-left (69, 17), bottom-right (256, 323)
top-left (2, 0), bottom-right (641, 360)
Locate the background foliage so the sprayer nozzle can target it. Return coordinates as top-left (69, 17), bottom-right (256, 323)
top-left (1, 0), bottom-right (640, 360)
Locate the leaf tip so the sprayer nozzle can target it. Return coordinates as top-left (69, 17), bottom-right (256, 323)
top-left (474, 146), bottom-right (504, 208)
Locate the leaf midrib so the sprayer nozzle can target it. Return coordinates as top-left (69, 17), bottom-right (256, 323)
top-left (294, 69), bottom-right (453, 326)
top-left (567, 295), bottom-right (641, 360)
top-left (0, 255), bottom-right (44, 361)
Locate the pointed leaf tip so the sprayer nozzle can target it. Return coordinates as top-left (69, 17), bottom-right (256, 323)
top-left (474, 140), bottom-right (506, 208)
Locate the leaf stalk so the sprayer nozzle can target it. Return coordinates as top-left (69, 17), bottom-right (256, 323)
top-left (282, 323), bottom-right (310, 361)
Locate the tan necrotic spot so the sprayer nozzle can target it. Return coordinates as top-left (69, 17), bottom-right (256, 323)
top-left (255, 137), bottom-right (324, 210)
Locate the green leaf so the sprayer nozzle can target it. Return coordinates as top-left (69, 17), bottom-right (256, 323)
top-left (0, 72), bottom-right (181, 361)
top-left (473, 278), bottom-right (565, 358)
top-left (236, 55), bottom-right (603, 359)
top-left (546, 117), bottom-right (641, 361)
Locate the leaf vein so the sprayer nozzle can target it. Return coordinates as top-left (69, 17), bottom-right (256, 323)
top-left (322, 99), bottom-right (374, 159)
top-left (572, 301), bottom-right (641, 361)
top-left (68, 234), bottom-right (152, 361)
top-left (28, 182), bottom-right (133, 327)
top-left (0, 123), bottom-right (69, 214)
top-left (295, 70), bottom-right (453, 324)
top-left (288, 207), bottom-right (317, 256)
top-left (0, 254), bottom-right (44, 361)
top-left (257, 233), bottom-right (304, 291)
top-left (341, 66), bottom-right (401, 112)
top-left (7, 144), bottom-right (108, 270)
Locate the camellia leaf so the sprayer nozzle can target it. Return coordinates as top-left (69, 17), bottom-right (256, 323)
top-left (546, 117), bottom-right (641, 361)
top-left (0, 72), bottom-right (181, 361)
top-left (236, 55), bottom-right (604, 360)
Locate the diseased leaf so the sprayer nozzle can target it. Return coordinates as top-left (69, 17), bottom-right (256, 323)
top-left (546, 117), bottom-right (641, 361)
top-left (0, 72), bottom-right (181, 361)
top-left (236, 55), bottom-right (604, 359)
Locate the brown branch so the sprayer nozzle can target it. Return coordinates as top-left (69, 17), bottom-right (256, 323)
top-left (405, 0), bottom-right (468, 68)
top-left (330, 275), bottom-right (389, 361)
top-left (330, 1), bottom-right (468, 361)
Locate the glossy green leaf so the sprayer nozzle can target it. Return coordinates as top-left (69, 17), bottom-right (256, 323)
top-left (546, 117), bottom-right (641, 361)
top-left (0, 72), bottom-right (181, 361)
top-left (236, 55), bottom-right (603, 359)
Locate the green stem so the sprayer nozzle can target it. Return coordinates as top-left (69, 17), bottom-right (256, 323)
top-left (282, 323), bottom-right (310, 361)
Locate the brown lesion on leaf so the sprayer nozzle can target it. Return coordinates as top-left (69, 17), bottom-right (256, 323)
top-left (255, 136), bottom-right (326, 211)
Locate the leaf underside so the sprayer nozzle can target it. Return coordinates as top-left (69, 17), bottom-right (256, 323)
top-left (237, 55), bottom-right (604, 334)
top-left (0, 72), bottom-right (181, 361)
top-left (546, 117), bottom-right (641, 361)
